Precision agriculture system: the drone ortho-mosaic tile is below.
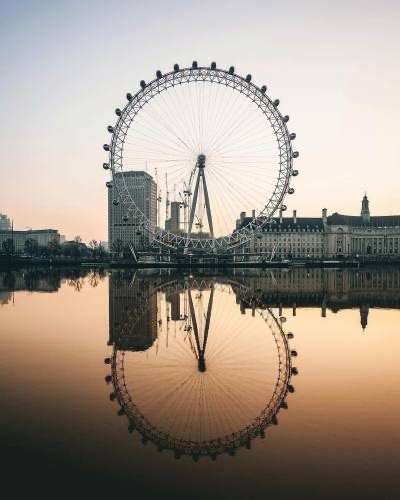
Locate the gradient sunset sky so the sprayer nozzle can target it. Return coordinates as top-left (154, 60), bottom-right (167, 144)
top-left (1, 0), bottom-right (399, 242)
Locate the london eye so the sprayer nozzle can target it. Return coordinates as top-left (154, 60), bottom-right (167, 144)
top-left (103, 62), bottom-right (299, 252)
top-left (105, 278), bottom-right (298, 459)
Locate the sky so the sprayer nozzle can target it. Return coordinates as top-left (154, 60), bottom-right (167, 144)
top-left (1, 0), bottom-right (399, 242)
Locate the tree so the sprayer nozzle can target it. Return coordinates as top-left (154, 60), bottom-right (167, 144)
top-left (24, 238), bottom-right (39, 256)
top-left (2, 239), bottom-right (14, 255)
top-left (97, 243), bottom-right (106, 259)
top-left (89, 239), bottom-right (99, 257)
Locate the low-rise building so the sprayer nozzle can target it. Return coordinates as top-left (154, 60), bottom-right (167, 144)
top-left (0, 229), bottom-right (60, 254)
top-left (236, 195), bottom-right (400, 259)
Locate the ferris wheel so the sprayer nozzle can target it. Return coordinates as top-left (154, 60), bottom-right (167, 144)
top-left (103, 62), bottom-right (299, 252)
top-left (105, 278), bottom-right (298, 459)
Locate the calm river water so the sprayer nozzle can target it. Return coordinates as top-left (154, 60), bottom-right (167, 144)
top-left (1, 267), bottom-right (399, 499)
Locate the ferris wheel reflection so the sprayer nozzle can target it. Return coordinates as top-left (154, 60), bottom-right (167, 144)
top-left (105, 272), bottom-right (298, 460)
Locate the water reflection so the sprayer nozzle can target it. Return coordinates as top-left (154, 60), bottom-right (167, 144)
top-left (106, 273), bottom-right (296, 459)
top-left (1, 266), bottom-right (399, 497)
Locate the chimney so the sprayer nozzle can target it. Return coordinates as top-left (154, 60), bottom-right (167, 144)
top-left (240, 211), bottom-right (246, 222)
top-left (322, 208), bottom-right (327, 224)
top-left (293, 210), bottom-right (297, 224)
top-left (279, 209), bottom-right (283, 224)
top-left (252, 209), bottom-right (256, 219)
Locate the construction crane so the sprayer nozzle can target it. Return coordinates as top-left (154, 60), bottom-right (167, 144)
top-left (165, 173), bottom-right (170, 223)
top-left (178, 191), bottom-right (188, 232)
top-left (154, 168), bottom-right (162, 228)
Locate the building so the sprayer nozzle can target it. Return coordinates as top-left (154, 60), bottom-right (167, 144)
top-left (0, 229), bottom-right (60, 254)
top-left (108, 171), bottom-right (157, 252)
top-left (236, 209), bottom-right (325, 260)
top-left (324, 195), bottom-right (400, 257)
top-left (165, 201), bottom-right (181, 233)
top-left (0, 214), bottom-right (11, 231)
top-left (236, 195), bottom-right (400, 259)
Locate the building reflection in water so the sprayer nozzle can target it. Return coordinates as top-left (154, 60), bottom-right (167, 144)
top-left (1, 266), bottom-right (400, 459)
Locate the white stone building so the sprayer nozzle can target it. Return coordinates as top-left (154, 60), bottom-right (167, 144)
top-left (236, 195), bottom-right (400, 259)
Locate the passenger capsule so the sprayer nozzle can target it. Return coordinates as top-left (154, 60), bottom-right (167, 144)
top-left (140, 80), bottom-right (146, 89)
top-left (103, 144), bottom-right (110, 151)
top-left (290, 132), bottom-right (296, 140)
top-left (103, 163), bottom-right (109, 170)
top-left (105, 375), bottom-right (112, 383)
top-left (293, 151), bottom-right (299, 158)
top-left (173, 63), bottom-right (179, 71)
top-left (210, 61), bottom-right (217, 69)
top-left (107, 125), bottom-right (114, 133)
top-left (126, 93), bottom-right (132, 101)
top-left (273, 99), bottom-right (280, 107)
top-left (280, 401), bottom-right (288, 409)
top-left (287, 332), bottom-right (294, 339)
top-left (288, 188), bottom-right (295, 194)
top-left (104, 357), bottom-right (111, 365)
top-left (117, 408), bottom-right (125, 416)
top-left (292, 169), bottom-right (299, 176)
top-left (109, 392), bottom-right (116, 401)
top-left (156, 70), bottom-right (162, 79)
top-left (192, 60), bottom-right (198, 69)
top-left (281, 205), bottom-right (287, 211)
top-left (228, 66), bottom-right (235, 74)
top-left (112, 200), bottom-right (119, 206)
top-left (106, 181), bottom-right (113, 188)
top-left (291, 367), bottom-right (299, 375)
top-left (115, 108), bottom-right (122, 116)
top-left (245, 74), bottom-right (252, 82)
top-left (260, 85), bottom-right (267, 93)
top-left (272, 415), bottom-right (278, 425)
top-left (283, 115), bottom-right (289, 123)
top-left (288, 384), bottom-right (295, 393)
top-left (291, 350), bottom-right (298, 357)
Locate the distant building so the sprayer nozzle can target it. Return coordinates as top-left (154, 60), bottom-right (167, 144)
top-left (108, 171), bottom-right (157, 252)
top-left (0, 229), bottom-right (60, 254)
top-left (236, 195), bottom-right (400, 259)
top-left (0, 214), bottom-right (11, 231)
top-left (165, 201), bottom-right (181, 233)
top-left (324, 195), bottom-right (400, 257)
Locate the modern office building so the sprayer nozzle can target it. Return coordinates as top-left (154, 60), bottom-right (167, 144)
top-left (236, 195), bottom-right (400, 259)
top-left (0, 229), bottom-right (60, 254)
top-left (108, 171), bottom-right (157, 252)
